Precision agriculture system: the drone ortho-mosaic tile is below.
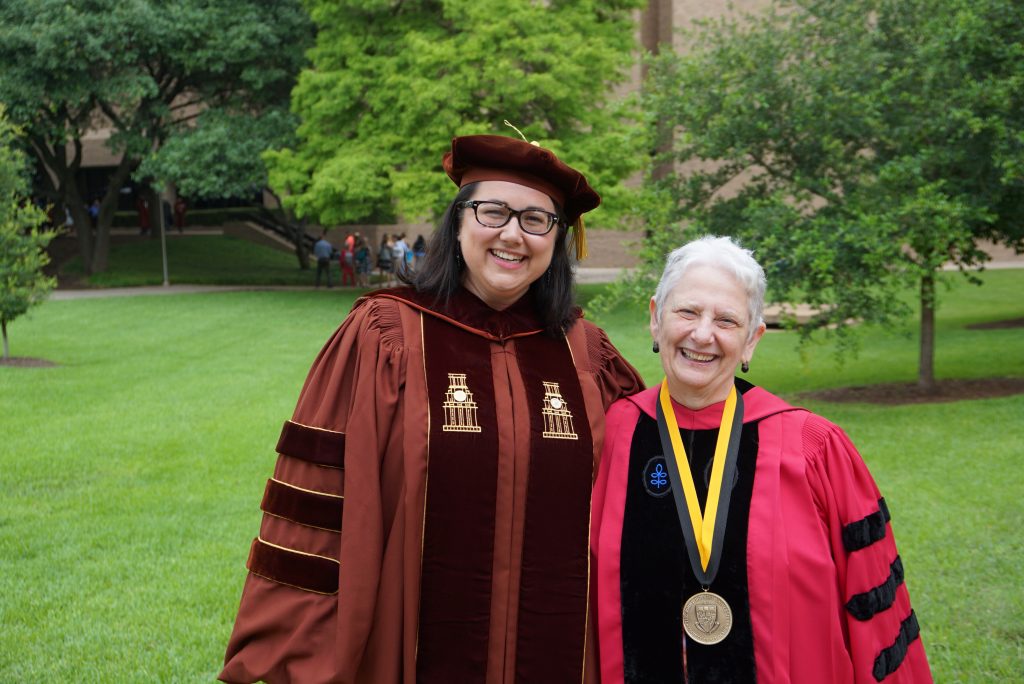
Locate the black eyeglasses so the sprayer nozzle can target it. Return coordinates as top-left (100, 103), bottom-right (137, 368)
top-left (458, 200), bottom-right (560, 236)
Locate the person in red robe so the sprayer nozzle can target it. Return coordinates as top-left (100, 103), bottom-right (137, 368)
top-left (592, 236), bottom-right (932, 683)
top-left (221, 134), bottom-right (644, 683)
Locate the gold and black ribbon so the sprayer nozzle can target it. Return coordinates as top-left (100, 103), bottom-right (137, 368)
top-left (655, 380), bottom-right (744, 587)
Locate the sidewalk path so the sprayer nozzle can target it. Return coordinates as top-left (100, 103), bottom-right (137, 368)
top-left (50, 268), bottom-right (636, 301)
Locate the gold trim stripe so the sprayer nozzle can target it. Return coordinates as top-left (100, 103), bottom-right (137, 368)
top-left (286, 419), bottom-right (345, 435)
top-left (256, 536), bottom-right (339, 563)
top-left (270, 476), bottom-right (343, 499)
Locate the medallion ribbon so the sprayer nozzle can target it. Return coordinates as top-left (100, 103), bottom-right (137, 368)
top-left (655, 379), bottom-right (743, 586)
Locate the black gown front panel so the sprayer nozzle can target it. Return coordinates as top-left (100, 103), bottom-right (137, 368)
top-left (620, 409), bottom-right (759, 683)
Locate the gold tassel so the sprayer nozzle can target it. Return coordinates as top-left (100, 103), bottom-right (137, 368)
top-left (572, 216), bottom-right (588, 261)
top-left (503, 119), bottom-right (540, 147)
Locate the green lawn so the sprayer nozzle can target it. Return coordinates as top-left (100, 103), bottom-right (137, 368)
top-left (62, 234), bottom-right (369, 288)
top-left (1, 271), bottom-right (1022, 681)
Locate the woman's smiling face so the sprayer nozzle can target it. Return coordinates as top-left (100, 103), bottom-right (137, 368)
top-left (651, 263), bottom-right (765, 409)
top-left (458, 180), bottom-right (558, 310)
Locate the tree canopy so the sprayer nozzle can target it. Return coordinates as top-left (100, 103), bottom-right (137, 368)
top-left (0, 106), bottom-right (53, 360)
top-left (0, 0), bottom-right (311, 273)
top-left (267, 0), bottom-right (647, 227)
top-left (641, 0), bottom-right (1024, 387)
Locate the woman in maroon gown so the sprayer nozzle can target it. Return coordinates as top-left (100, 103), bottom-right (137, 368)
top-left (221, 134), bottom-right (643, 683)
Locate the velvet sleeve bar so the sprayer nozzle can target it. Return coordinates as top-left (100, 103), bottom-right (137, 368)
top-left (803, 415), bottom-right (932, 684)
top-left (221, 297), bottom-right (407, 684)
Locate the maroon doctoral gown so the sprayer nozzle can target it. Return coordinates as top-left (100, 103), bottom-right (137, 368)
top-left (221, 287), bottom-right (644, 683)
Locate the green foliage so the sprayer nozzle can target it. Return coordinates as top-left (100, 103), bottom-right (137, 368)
top-left (269, 0), bottom-right (648, 225)
top-left (0, 107), bottom-right (53, 358)
top-left (0, 0), bottom-right (313, 272)
top-left (139, 108), bottom-right (299, 202)
top-left (634, 0), bottom-right (1024, 375)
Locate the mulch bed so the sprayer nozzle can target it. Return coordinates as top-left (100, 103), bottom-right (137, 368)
top-left (966, 317), bottom-right (1024, 330)
top-left (799, 377), bottom-right (1024, 405)
top-left (0, 357), bottom-right (59, 368)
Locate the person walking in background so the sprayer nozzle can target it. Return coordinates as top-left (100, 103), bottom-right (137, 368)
top-left (391, 232), bottom-right (409, 277)
top-left (313, 232), bottom-right (334, 288)
top-left (377, 233), bottom-right (394, 286)
top-left (133, 197), bottom-right (148, 236)
top-left (354, 234), bottom-right (371, 288)
top-left (412, 233), bottom-right (427, 268)
top-left (173, 197), bottom-right (188, 232)
top-left (339, 233), bottom-right (357, 287)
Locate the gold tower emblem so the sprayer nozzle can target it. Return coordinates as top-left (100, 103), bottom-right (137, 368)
top-left (541, 381), bottom-right (578, 440)
top-left (442, 373), bottom-right (482, 433)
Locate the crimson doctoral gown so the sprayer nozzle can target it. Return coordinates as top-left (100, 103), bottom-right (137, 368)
top-left (592, 383), bottom-right (932, 684)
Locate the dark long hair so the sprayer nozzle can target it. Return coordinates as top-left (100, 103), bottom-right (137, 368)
top-left (402, 182), bottom-right (578, 337)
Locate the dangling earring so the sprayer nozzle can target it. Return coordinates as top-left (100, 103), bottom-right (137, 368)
top-left (652, 341), bottom-right (660, 354)
top-left (741, 360), bottom-right (750, 373)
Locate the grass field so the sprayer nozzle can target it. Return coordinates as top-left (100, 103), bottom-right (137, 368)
top-left (62, 234), bottom-right (362, 288)
top-left (1, 269), bottom-right (1022, 681)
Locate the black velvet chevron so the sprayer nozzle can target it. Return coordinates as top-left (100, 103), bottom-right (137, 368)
top-left (846, 556), bottom-right (905, 621)
top-left (872, 610), bottom-right (921, 681)
top-left (619, 412), bottom-right (759, 683)
top-left (842, 498), bottom-right (891, 551)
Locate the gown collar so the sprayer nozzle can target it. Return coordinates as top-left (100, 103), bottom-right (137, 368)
top-left (363, 286), bottom-right (567, 341)
top-left (627, 378), bottom-right (798, 428)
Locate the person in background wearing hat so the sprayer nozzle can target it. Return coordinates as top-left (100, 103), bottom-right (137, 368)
top-left (221, 134), bottom-right (644, 684)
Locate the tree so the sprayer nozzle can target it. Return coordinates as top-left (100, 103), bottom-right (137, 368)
top-left (0, 107), bottom-right (54, 360)
top-left (139, 107), bottom-right (314, 269)
top-left (267, 0), bottom-right (648, 227)
top-left (0, 0), bottom-right (311, 274)
top-left (641, 0), bottom-right (1024, 389)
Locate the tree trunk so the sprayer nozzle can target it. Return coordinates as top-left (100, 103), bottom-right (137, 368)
top-left (918, 272), bottom-right (936, 391)
top-left (291, 217), bottom-right (310, 270)
top-left (32, 135), bottom-right (94, 275)
top-left (2, 319), bottom-right (8, 360)
top-left (90, 155), bottom-right (139, 274)
top-left (266, 190), bottom-right (310, 270)
top-left (63, 183), bottom-right (93, 274)
top-left (38, 157), bottom-right (92, 274)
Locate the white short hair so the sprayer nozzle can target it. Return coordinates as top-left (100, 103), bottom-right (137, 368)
top-left (652, 235), bottom-right (767, 339)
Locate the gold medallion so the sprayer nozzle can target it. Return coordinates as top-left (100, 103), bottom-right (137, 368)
top-left (682, 591), bottom-right (732, 645)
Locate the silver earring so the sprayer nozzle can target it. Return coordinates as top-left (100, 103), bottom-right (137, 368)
top-left (741, 360), bottom-right (750, 373)
top-left (652, 341), bottom-right (660, 353)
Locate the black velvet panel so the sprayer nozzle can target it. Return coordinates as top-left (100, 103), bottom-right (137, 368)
top-left (872, 610), bottom-right (920, 682)
top-left (846, 556), bottom-right (904, 621)
top-left (842, 498), bottom-right (891, 552)
top-left (620, 411), bottom-right (759, 683)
